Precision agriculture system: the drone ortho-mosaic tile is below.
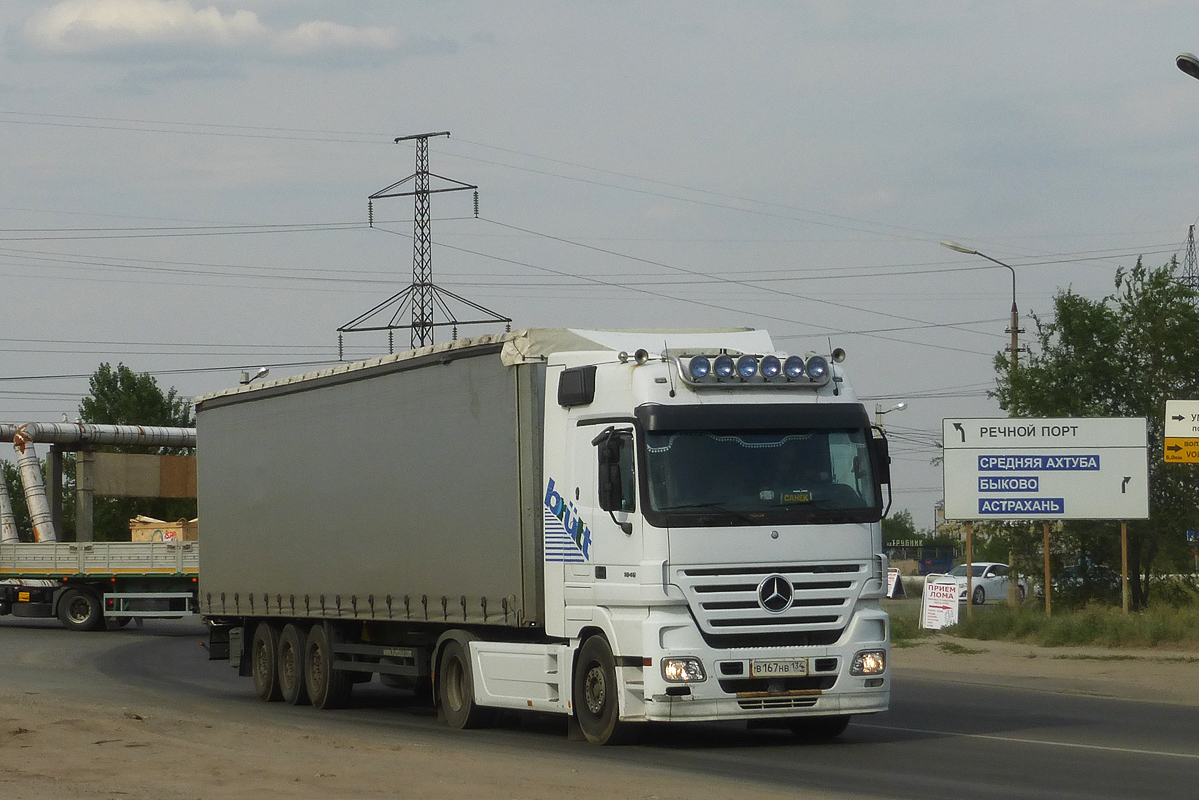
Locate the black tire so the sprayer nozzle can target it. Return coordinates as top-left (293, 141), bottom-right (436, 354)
top-left (278, 623), bottom-right (310, 706)
top-left (972, 586), bottom-right (985, 605)
top-left (438, 640), bottom-right (491, 729)
top-left (573, 636), bottom-right (634, 745)
top-left (251, 622), bottom-right (282, 702)
top-left (57, 588), bottom-right (105, 631)
top-left (789, 715), bottom-right (851, 741)
top-left (305, 625), bottom-right (352, 710)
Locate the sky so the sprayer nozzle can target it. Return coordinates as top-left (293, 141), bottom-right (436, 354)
top-left (3, 0), bottom-right (1199, 529)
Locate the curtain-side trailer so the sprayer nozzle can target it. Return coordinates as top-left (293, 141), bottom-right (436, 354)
top-left (198, 328), bottom-right (892, 744)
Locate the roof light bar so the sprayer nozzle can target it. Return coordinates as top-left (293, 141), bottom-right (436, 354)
top-left (675, 351), bottom-right (838, 388)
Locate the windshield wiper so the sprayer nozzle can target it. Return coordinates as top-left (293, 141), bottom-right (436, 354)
top-left (655, 501), bottom-right (759, 524)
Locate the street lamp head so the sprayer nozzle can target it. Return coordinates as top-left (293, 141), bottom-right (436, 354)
top-left (1178, 53), bottom-right (1199, 80)
top-left (940, 240), bottom-right (978, 255)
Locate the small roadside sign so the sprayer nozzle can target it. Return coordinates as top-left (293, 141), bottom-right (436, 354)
top-left (1164, 400), bottom-right (1199, 463)
top-left (886, 568), bottom-right (906, 599)
top-left (1187, 530), bottom-right (1197, 543)
top-left (920, 576), bottom-right (960, 630)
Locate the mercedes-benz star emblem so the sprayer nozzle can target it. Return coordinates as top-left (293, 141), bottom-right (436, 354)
top-left (758, 574), bottom-right (794, 613)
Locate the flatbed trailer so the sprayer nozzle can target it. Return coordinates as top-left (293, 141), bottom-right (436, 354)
top-left (0, 541), bottom-right (199, 630)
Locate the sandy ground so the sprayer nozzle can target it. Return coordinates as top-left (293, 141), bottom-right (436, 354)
top-left (893, 634), bottom-right (1199, 706)
top-left (2, 626), bottom-right (1196, 799)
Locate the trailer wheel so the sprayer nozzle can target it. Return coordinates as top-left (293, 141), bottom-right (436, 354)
top-left (57, 589), bottom-right (105, 632)
top-left (438, 640), bottom-right (491, 729)
top-left (573, 636), bottom-right (634, 745)
top-left (251, 622), bottom-right (282, 702)
top-left (305, 625), bottom-right (352, 710)
top-left (278, 624), bottom-right (310, 706)
top-left (788, 715), bottom-right (850, 741)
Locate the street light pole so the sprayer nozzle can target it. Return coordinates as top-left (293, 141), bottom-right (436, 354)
top-left (875, 401), bottom-right (908, 429)
top-left (940, 241), bottom-right (1020, 376)
top-left (940, 240), bottom-right (1024, 605)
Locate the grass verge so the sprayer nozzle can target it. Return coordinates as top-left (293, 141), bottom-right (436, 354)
top-left (886, 599), bottom-right (1199, 648)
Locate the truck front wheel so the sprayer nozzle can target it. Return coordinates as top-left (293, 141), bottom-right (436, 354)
top-left (278, 623), bottom-right (310, 706)
top-left (251, 622), bottom-right (282, 702)
top-left (789, 714), bottom-right (850, 741)
top-left (438, 640), bottom-right (491, 729)
top-left (305, 625), bottom-right (352, 710)
top-left (57, 589), bottom-right (105, 632)
top-left (573, 636), bottom-right (634, 745)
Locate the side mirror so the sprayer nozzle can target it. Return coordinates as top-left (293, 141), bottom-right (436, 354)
top-left (593, 427), bottom-right (634, 533)
top-left (871, 435), bottom-right (891, 486)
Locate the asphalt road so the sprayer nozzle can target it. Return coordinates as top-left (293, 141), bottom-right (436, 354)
top-left (2, 617), bottom-right (1196, 800)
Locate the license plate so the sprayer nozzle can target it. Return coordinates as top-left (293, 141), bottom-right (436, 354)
top-left (750, 658), bottom-right (809, 678)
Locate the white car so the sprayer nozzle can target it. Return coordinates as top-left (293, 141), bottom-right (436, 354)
top-left (947, 562), bottom-right (1027, 605)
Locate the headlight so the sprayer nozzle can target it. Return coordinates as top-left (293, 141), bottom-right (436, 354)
top-left (805, 355), bottom-right (829, 380)
top-left (713, 355), bottom-right (735, 379)
top-left (783, 355), bottom-right (806, 379)
top-left (662, 657), bottom-right (707, 683)
top-left (736, 355), bottom-right (758, 378)
top-left (850, 650), bottom-right (886, 676)
top-left (760, 355), bottom-right (781, 378)
top-left (688, 356), bottom-right (711, 379)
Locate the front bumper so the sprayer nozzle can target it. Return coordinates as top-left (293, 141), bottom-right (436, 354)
top-left (625, 603), bottom-right (890, 723)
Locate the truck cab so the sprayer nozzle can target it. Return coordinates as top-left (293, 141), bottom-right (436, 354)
top-left (539, 330), bottom-right (890, 741)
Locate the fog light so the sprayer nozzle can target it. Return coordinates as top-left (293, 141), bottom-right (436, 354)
top-left (662, 657), bottom-right (707, 683)
top-left (688, 356), bottom-right (711, 379)
top-left (713, 355), bottom-right (735, 379)
top-left (760, 355), bottom-right (781, 378)
top-left (850, 650), bottom-right (886, 676)
top-left (736, 355), bottom-right (758, 378)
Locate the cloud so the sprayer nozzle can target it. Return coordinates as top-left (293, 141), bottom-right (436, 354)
top-left (271, 20), bottom-right (395, 56)
top-left (24, 0), bottom-right (265, 54)
top-left (20, 0), bottom-right (418, 64)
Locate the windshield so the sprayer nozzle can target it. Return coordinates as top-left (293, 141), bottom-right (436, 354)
top-left (642, 428), bottom-right (880, 526)
top-left (950, 565), bottom-right (986, 577)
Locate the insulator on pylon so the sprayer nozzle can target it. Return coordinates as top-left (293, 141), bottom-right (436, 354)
top-left (338, 333), bottom-right (343, 361)
top-left (452, 325), bottom-right (458, 341)
top-left (388, 330), bottom-right (394, 354)
top-left (368, 200), bottom-right (374, 227)
top-left (473, 190), bottom-right (479, 218)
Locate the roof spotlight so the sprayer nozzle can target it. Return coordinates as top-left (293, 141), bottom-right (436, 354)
top-left (713, 355), bottom-right (735, 379)
top-left (783, 355), bottom-right (806, 380)
top-left (806, 355), bottom-right (829, 380)
top-left (736, 355), bottom-right (758, 378)
top-left (688, 356), bottom-right (711, 379)
top-left (760, 355), bottom-right (781, 378)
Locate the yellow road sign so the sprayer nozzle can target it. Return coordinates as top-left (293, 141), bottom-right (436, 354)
top-left (1164, 437), bottom-right (1199, 463)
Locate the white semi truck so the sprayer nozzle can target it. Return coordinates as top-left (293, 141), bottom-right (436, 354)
top-left (197, 328), bottom-right (892, 744)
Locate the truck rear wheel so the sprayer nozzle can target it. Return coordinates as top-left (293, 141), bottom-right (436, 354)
top-left (278, 623), bottom-right (310, 706)
top-left (573, 636), bottom-right (634, 745)
top-left (305, 625), bottom-right (352, 710)
top-left (251, 622), bottom-right (282, 702)
top-left (438, 640), bottom-right (491, 729)
top-left (57, 588), bottom-right (105, 632)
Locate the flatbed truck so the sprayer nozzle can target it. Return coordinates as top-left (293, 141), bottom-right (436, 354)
top-left (0, 540), bottom-right (199, 630)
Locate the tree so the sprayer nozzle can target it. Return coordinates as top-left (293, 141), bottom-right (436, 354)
top-left (881, 508), bottom-right (920, 544)
top-left (78, 363), bottom-right (196, 541)
top-left (81, 363), bottom-right (194, 432)
top-left (994, 259), bottom-right (1199, 608)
